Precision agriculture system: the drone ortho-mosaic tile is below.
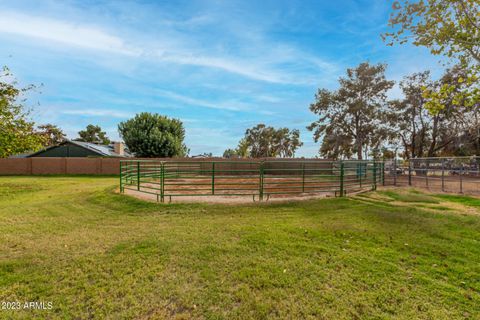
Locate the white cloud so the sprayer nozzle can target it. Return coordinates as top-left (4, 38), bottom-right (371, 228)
top-left (154, 89), bottom-right (247, 112)
top-left (62, 109), bottom-right (133, 118)
top-left (161, 54), bottom-right (295, 84)
top-left (0, 11), bottom-right (139, 55)
top-left (0, 10), bottom-right (336, 85)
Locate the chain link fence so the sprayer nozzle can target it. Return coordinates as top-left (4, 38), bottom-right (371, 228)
top-left (383, 156), bottom-right (480, 194)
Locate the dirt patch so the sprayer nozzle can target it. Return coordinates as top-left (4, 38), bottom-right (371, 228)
top-left (385, 175), bottom-right (480, 195)
top-left (368, 187), bottom-right (480, 216)
top-left (120, 175), bottom-right (378, 204)
top-left (123, 187), bottom-right (336, 204)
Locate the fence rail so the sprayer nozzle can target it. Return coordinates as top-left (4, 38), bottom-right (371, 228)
top-left (120, 160), bottom-right (384, 202)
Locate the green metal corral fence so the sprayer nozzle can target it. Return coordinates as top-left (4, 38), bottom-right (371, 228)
top-left (120, 159), bottom-right (383, 202)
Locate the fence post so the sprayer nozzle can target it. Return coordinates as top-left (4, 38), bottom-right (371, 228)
top-left (359, 163), bottom-right (362, 188)
top-left (393, 158), bottom-right (397, 186)
top-left (124, 162), bottom-right (128, 185)
top-left (259, 161), bottom-right (264, 201)
top-left (302, 162), bottom-right (305, 193)
top-left (425, 164), bottom-right (429, 188)
top-left (160, 162), bottom-right (165, 203)
top-left (119, 161), bottom-right (124, 193)
top-left (382, 162), bottom-right (385, 186)
top-left (339, 161), bottom-right (344, 197)
top-left (441, 159), bottom-right (445, 192)
top-left (212, 162), bottom-right (215, 195)
top-left (372, 161), bottom-right (377, 191)
top-left (460, 165), bottom-right (463, 194)
top-left (408, 160), bottom-right (412, 186)
top-left (137, 161), bottom-right (140, 191)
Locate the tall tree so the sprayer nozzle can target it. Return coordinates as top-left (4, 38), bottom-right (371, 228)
top-left (37, 123), bottom-right (66, 146)
top-left (464, 108), bottom-right (480, 155)
top-left (384, 0), bottom-right (480, 64)
top-left (274, 127), bottom-right (303, 158)
top-left (424, 65), bottom-right (479, 156)
top-left (308, 62), bottom-right (394, 160)
top-left (223, 139), bottom-right (250, 158)
top-left (240, 124), bottom-right (303, 158)
top-left (118, 112), bottom-right (188, 157)
top-left (386, 71), bottom-right (433, 159)
top-left (441, 121), bottom-right (480, 156)
top-left (76, 124), bottom-right (110, 145)
top-left (383, 0), bottom-right (480, 113)
top-left (0, 66), bottom-right (45, 158)
top-left (318, 129), bottom-right (353, 160)
top-left (236, 138), bottom-right (250, 158)
top-left (243, 124), bottom-right (277, 158)
top-left (386, 66), bottom-right (477, 158)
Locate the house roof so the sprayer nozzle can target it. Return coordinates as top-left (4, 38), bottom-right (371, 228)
top-left (9, 152), bottom-right (32, 158)
top-left (24, 140), bottom-right (132, 158)
top-left (72, 141), bottom-right (117, 157)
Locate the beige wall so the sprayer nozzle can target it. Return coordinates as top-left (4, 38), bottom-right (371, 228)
top-left (0, 157), bottom-right (330, 176)
top-left (0, 158), bottom-right (122, 175)
top-left (0, 158), bottom-right (32, 175)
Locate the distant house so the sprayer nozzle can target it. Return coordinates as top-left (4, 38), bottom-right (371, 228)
top-left (22, 140), bottom-right (132, 158)
top-left (191, 154), bottom-right (211, 159)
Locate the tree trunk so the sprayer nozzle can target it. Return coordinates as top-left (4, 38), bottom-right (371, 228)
top-left (475, 113), bottom-right (480, 156)
top-left (357, 143), bottom-right (363, 160)
top-left (411, 111), bottom-right (416, 158)
top-left (401, 136), bottom-right (410, 159)
top-left (427, 116), bottom-right (439, 157)
top-left (355, 113), bottom-right (362, 160)
top-left (477, 126), bottom-right (480, 156)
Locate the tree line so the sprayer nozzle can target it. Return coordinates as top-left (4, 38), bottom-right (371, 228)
top-left (308, 62), bottom-right (479, 160)
top-left (223, 124), bottom-right (302, 158)
top-left (1, 63), bottom-right (477, 159)
top-left (227, 0), bottom-right (480, 159)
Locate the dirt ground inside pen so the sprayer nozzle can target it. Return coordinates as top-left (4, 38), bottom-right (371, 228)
top-left (122, 176), bottom-right (349, 203)
top-left (122, 175), bottom-right (480, 204)
top-left (124, 188), bottom-right (336, 204)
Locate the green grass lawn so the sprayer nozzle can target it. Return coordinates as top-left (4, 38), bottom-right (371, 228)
top-left (1, 177), bottom-right (479, 319)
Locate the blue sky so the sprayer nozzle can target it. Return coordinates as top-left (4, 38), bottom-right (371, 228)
top-left (0, 0), bottom-right (444, 156)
